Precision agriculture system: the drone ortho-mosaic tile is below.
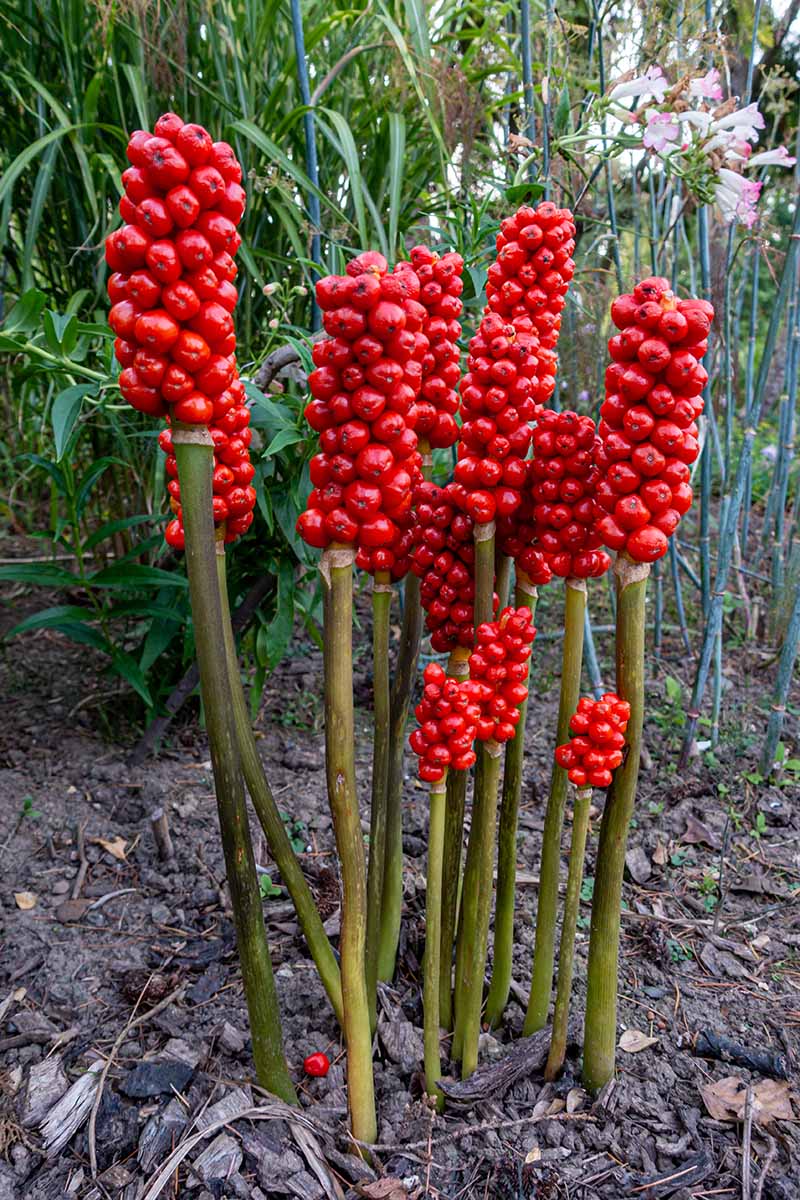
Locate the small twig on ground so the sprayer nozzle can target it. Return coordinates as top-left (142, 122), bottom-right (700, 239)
top-left (352, 1110), bottom-right (595, 1155)
top-left (753, 1134), bottom-right (778, 1200)
top-left (150, 808), bottom-right (174, 860)
top-left (87, 979), bottom-right (185, 1177)
top-left (683, 1029), bottom-right (792, 1080)
top-left (741, 1085), bottom-right (754, 1200)
top-left (71, 821), bottom-right (89, 900)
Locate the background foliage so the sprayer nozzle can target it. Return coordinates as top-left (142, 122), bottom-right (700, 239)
top-left (1, 0), bottom-right (798, 740)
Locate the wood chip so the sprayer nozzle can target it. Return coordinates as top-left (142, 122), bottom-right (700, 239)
top-left (40, 1061), bottom-right (103, 1156)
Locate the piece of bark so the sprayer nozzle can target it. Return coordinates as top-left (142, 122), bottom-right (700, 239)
top-left (685, 1029), bottom-right (793, 1080)
top-left (624, 1151), bottom-right (712, 1197)
top-left (137, 1098), bottom-right (188, 1172)
top-left (188, 1132), bottom-right (242, 1186)
top-left (40, 1061), bottom-right (103, 1157)
top-left (121, 1059), bottom-right (194, 1099)
top-left (195, 1087), bottom-right (252, 1132)
top-left (20, 1056), bottom-right (69, 1128)
top-left (150, 807), bottom-right (174, 860)
top-left (437, 1019), bottom-right (581, 1107)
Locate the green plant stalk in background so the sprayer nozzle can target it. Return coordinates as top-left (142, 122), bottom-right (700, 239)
top-left (321, 544), bottom-right (377, 1145)
top-left (424, 771), bottom-right (447, 1108)
top-left (583, 557), bottom-right (649, 1092)
top-left (525, 577), bottom-right (587, 1034)
top-left (452, 520), bottom-right (496, 1072)
top-left (485, 576), bottom-right (539, 1028)
top-left (173, 427), bottom-right (296, 1104)
top-left (544, 784), bottom-right (592, 1081)
top-left (378, 571), bottom-right (423, 981)
top-left (438, 646), bottom-right (472, 1031)
top-left (366, 572), bottom-right (392, 1029)
top-left (216, 549), bottom-right (344, 1026)
top-left (759, 582), bottom-right (800, 778)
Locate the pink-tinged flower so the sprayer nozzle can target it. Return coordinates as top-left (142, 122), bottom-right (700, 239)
top-left (678, 109), bottom-right (712, 136)
top-left (689, 69), bottom-right (723, 102)
top-left (747, 146), bottom-right (797, 169)
top-left (608, 65), bottom-right (669, 104)
top-left (643, 111), bottom-right (681, 155)
top-left (715, 168), bottom-right (763, 227)
top-left (711, 102), bottom-right (765, 144)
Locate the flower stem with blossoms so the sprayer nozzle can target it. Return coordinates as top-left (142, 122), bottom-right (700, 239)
top-left (173, 427), bottom-right (296, 1104)
top-left (485, 573), bottom-right (539, 1028)
top-left (215, 547), bottom-right (344, 1026)
top-left (583, 557), bottom-right (649, 1092)
top-left (525, 577), bottom-right (586, 1035)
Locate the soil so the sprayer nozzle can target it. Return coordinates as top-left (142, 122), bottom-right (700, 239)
top-left (1, 558), bottom-right (799, 1200)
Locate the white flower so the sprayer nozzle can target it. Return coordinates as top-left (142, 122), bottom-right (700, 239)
top-left (643, 111), bottom-right (681, 155)
top-left (714, 168), bottom-right (762, 227)
top-left (608, 65), bottom-right (669, 104)
top-left (678, 110), bottom-right (712, 136)
top-left (746, 146), bottom-right (797, 169)
top-left (689, 69), bottom-right (723, 102)
top-left (711, 102), bottom-right (765, 144)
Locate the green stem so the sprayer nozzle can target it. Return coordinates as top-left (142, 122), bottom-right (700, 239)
top-left (525, 577), bottom-right (587, 1035)
top-left (173, 428), bottom-right (295, 1104)
top-left (453, 741), bottom-right (502, 1076)
top-left (438, 646), bottom-right (472, 1031)
top-left (474, 522), bottom-right (496, 625)
top-left (583, 557), bottom-right (649, 1093)
top-left (424, 773), bottom-right (447, 1108)
top-left (378, 571), bottom-right (423, 981)
top-left (495, 550), bottom-right (512, 610)
top-left (544, 785), bottom-right (592, 1081)
top-left (366, 572), bottom-right (392, 1031)
top-left (485, 578), bottom-right (539, 1028)
top-left (321, 545), bottom-right (377, 1144)
top-left (216, 550), bottom-right (343, 1027)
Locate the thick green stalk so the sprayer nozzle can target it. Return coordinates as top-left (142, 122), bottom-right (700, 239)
top-left (321, 546), bottom-right (377, 1145)
top-left (424, 773), bottom-right (447, 1108)
top-left (216, 550), bottom-right (343, 1026)
top-left (525, 578), bottom-right (586, 1034)
top-left (495, 550), bottom-right (512, 610)
top-left (439, 647), bottom-right (471, 1031)
top-left (452, 520), bottom-right (497, 1071)
top-left (173, 429), bottom-right (295, 1104)
top-left (453, 741), bottom-right (503, 1076)
top-left (485, 578), bottom-right (539, 1028)
top-left (759, 582), bottom-right (800, 778)
top-left (378, 446), bottom-right (431, 980)
top-left (544, 785), bottom-right (592, 1081)
top-left (583, 557), bottom-right (649, 1092)
top-left (378, 571), bottom-right (423, 981)
top-left (366, 573), bottom-right (392, 1030)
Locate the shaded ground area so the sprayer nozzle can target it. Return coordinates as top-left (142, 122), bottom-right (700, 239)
top-left (1, 566), bottom-right (799, 1199)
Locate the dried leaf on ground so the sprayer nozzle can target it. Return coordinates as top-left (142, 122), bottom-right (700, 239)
top-left (13, 891), bottom-right (37, 910)
top-left (357, 1179), bottom-right (409, 1199)
top-left (700, 1075), bottom-right (795, 1125)
top-left (682, 814), bottom-right (721, 848)
top-left (95, 835), bottom-right (127, 861)
top-left (619, 1028), bottom-right (659, 1054)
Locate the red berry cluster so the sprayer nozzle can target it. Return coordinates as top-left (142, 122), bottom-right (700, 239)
top-left (487, 200), bottom-right (576, 385)
top-left (467, 607), bottom-right (537, 743)
top-left (105, 114), bottom-right (255, 546)
top-left (528, 410), bottom-right (611, 579)
top-left (554, 693), bottom-right (631, 789)
top-left (409, 481), bottom-right (494, 653)
top-left (454, 202), bottom-right (576, 526)
top-left (296, 252), bottom-right (426, 577)
top-left (406, 246), bottom-right (464, 449)
top-left (594, 276), bottom-right (714, 563)
top-left (409, 663), bottom-right (482, 783)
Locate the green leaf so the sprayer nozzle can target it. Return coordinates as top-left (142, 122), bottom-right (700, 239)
top-left (553, 82), bottom-right (573, 139)
top-left (3, 288), bottom-right (47, 334)
top-left (264, 428), bottom-right (304, 456)
top-left (260, 557), bottom-right (295, 672)
top-left (139, 612), bottom-right (183, 674)
top-left (665, 675), bottom-right (682, 704)
top-left (504, 181), bottom-right (546, 205)
top-left (109, 649), bottom-right (153, 706)
top-left (318, 109), bottom-right (370, 246)
top-left (52, 384), bottom-right (95, 460)
top-left (387, 113), bottom-right (406, 258)
top-left (75, 456), bottom-right (119, 517)
top-left (89, 564), bottom-right (188, 590)
top-left (43, 311), bottom-right (78, 357)
top-left (4, 604), bottom-right (99, 640)
top-left (0, 563), bottom-right (77, 589)
top-left (83, 513), bottom-right (156, 551)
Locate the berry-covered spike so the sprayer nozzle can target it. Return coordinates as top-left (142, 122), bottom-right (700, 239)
top-left (406, 246), bottom-right (464, 450)
top-left (595, 277), bottom-right (714, 562)
top-left (467, 606), bottom-right (537, 744)
top-left (409, 663), bottom-right (482, 782)
top-left (554, 692), bottom-right (631, 788)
